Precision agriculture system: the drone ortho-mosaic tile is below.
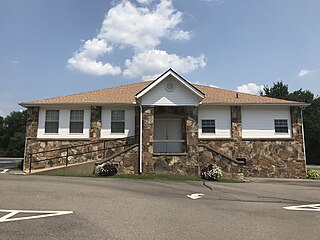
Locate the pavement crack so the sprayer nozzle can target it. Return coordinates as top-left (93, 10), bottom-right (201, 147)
top-left (202, 181), bottom-right (212, 191)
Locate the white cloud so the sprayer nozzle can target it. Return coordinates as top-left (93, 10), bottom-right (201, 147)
top-left (192, 81), bottom-right (220, 88)
top-left (98, 0), bottom-right (189, 52)
top-left (67, 0), bottom-right (204, 78)
top-left (298, 68), bottom-right (315, 77)
top-left (124, 49), bottom-right (206, 80)
top-left (236, 83), bottom-right (263, 95)
top-left (203, 0), bottom-right (225, 3)
top-left (67, 38), bottom-right (121, 76)
top-left (11, 60), bottom-right (19, 64)
top-left (170, 30), bottom-right (192, 41)
top-left (137, 0), bottom-right (154, 4)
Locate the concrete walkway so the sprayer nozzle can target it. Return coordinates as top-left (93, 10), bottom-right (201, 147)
top-left (307, 165), bottom-right (320, 171)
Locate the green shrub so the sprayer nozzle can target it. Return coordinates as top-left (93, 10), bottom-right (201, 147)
top-left (307, 170), bottom-right (320, 180)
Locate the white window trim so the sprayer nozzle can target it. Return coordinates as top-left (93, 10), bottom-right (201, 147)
top-left (37, 108), bottom-right (90, 139)
top-left (101, 107), bottom-right (135, 139)
top-left (69, 110), bottom-right (85, 134)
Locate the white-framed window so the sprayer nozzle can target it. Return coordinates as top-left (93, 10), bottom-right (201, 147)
top-left (45, 110), bottom-right (59, 133)
top-left (274, 119), bottom-right (289, 133)
top-left (202, 119), bottom-right (216, 133)
top-left (111, 110), bottom-right (125, 133)
top-left (70, 110), bottom-right (84, 133)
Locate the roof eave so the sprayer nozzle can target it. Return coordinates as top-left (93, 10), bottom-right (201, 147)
top-left (201, 102), bottom-right (310, 107)
top-left (19, 102), bottom-right (137, 107)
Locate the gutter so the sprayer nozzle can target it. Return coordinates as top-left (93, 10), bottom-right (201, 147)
top-left (200, 103), bottom-right (310, 107)
top-left (19, 102), bottom-right (137, 108)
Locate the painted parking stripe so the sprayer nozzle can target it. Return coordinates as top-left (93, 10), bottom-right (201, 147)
top-left (284, 204), bottom-right (320, 212)
top-left (187, 193), bottom-right (204, 200)
top-left (0, 210), bottom-right (73, 223)
top-left (0, 169), bottom-right (9, 173)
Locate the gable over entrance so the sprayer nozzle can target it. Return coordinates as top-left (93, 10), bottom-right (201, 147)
top-left (135, 69), bottom-right (205, 106)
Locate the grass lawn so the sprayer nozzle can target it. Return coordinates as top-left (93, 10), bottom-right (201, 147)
top-left (49, 173), bottom-right (244, 183)
top-left (111, 173), bottom-right (201, 181)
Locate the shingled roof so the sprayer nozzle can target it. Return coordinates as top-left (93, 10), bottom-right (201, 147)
top-left (20, 80), bottom-right (306, 107)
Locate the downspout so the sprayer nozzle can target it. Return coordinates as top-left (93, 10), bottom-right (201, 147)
top-left (139, 105), bottom-right (143, 174)
top-left (23, 137), bottom-right (29, 172)
top-left (301, 108), bottom-right (307, 176)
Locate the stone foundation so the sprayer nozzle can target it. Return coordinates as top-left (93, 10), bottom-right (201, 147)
top-left (24, 137), bottom-right (137, 172)
top-left (198, 144), bottom-right (244, 175)
top-left (152, 155), bottom-right (199, 175)
top-left (107, 146), bottom-right (139, 174)
top-left (199, 139), bottom-right (306, 178)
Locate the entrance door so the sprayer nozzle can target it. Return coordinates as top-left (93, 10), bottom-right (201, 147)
top-left (154, 119), bottom-right (183, 153)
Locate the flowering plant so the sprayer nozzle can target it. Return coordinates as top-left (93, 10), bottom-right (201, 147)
top-left (201, 164), bottom-right (223, 181)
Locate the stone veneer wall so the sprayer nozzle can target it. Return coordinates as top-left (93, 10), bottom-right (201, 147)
top-left (141, 106), bottom-right (154, 172)
top-left (24, 107), bottom-right (39, 170)
top-left (90, 106), bottom-right (102, 139)
top-left (198, 106), bottom-right (306, 178)
top-left (26, 107), bottom-right (39, 138)
top-left (142, 106), bottom-right (199, 175)
top-left (107, 145), bottom-right (139, 174)
top-left (25, 138), bottom-right (137, 171)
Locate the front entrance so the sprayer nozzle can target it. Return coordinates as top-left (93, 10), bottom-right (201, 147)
top-left (154, 118), bottom-right (183, 153)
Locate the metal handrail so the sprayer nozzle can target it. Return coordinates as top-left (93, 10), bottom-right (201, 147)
top-left (28, 135), bottom-right (138, 173)
top-left (28, 135), bottom-right (137, 155)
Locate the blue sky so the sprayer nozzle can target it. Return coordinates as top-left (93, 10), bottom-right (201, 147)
top-left (1, 0), bottom-right (319, 116)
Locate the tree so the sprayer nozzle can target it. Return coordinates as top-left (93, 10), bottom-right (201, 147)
top-left (302, 97), bottom-right (320, 164)
top-left (261, 81), bottom-right (320, 164)
top-left (0, 111), bottom-right (27, 157)
top-left (260, 81), bottom-right (289, 100)
top-left (0, 116), bottom-right (5, 156)
top-left (289, 89), bottom-right (314, 103)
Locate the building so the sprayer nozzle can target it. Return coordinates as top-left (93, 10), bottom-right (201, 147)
top-left (20, 69), bottom-right (308, 178)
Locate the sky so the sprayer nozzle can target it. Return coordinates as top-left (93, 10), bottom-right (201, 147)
top-left (0, 0), bottom-right (320, 117)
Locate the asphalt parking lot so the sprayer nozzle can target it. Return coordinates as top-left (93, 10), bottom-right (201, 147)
top-left (0, 174), bottom-right (319, 240)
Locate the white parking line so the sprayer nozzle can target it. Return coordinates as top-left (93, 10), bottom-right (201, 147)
top-left (0, 169), bottom-right (9, 173)
top-left (284, 204), bottom-right (320, 212)
top-left (0, 209), bottom-right (73, 223)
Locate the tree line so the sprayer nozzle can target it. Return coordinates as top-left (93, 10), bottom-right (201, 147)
top-left (0, 82), bottom-right (319, 164)
top-left (0, 111), bottom-right (26, 157)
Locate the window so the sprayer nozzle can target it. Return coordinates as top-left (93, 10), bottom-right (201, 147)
top-left (45, 110), bottom-right (59, 133)
top-left (274, 119), bottom-right (288, 133)
top-left (70, 110), bottom-right (84, 133)
top-left (111, 110), bottom-right (125, 133)
top-left (202, 119), bottom-right (215, 133)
